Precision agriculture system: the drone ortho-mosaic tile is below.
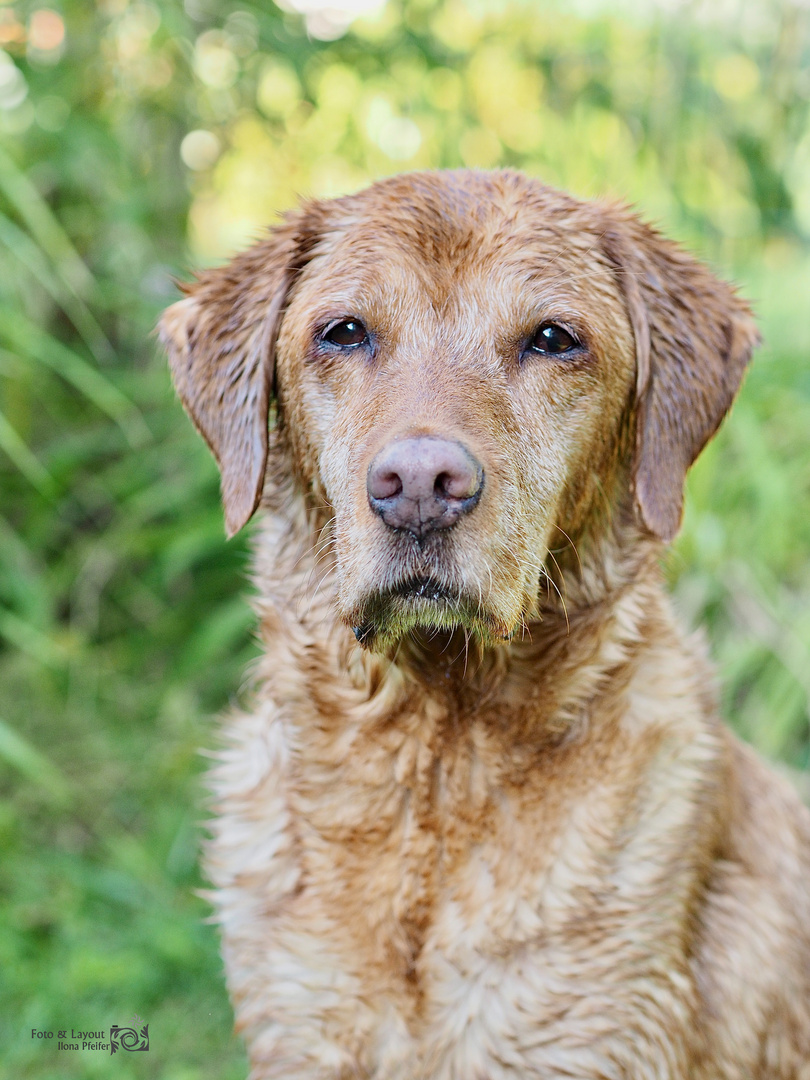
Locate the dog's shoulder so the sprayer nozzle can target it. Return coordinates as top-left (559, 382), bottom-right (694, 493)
top-left (694, 734), bottom-right (810, 1073)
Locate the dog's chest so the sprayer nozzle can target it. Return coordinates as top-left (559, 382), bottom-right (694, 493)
top-left (212, 693), bottom-right (709, 1078)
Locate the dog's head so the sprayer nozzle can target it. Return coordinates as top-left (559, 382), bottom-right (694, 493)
top-left (161, 171), bottom-right (758, 649)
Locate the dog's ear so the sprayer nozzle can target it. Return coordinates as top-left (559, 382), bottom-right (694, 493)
top-left (160, 217), bottom-right (303, 537)
top-left (602, 209), bottom-right (760, 542)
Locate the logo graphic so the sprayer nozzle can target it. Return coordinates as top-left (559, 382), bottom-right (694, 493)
top-left (109, 1016), bottom-right (149, 1055)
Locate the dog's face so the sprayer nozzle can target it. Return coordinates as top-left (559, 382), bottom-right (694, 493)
top-left (274, 176), bottom-right (637, 644)
top-left (161, 171), bottom-right (758, 649)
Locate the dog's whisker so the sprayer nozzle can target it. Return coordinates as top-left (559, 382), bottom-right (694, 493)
top-left (540, 565), bottom-right (570, 633)
top-left (549, 522), bottom-right (584, 578)
top-left (544, 545), bottom-right (569, 605)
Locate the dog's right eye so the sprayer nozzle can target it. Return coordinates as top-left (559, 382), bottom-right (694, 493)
top-left (529, 323), bottom-right (581, 355)
top-left (323, 319), bottom-right (368, 348)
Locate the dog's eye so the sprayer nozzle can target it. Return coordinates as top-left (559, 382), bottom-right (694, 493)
top-left (323, 319), bottom-right (368, 348)
top-left (529, 323), bottom-right (580, 355)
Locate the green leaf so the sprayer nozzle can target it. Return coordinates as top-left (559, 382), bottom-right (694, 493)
top-left (0, 144), bottom-right (95, 299)
top-left (0, 409), bottom-right (56, 496)
top-left (0, 308), bottom-right (150, 447)
top-left (0, 716), bottom-right (73, 805)
top-left (0, 210), bottom-right (115, 367)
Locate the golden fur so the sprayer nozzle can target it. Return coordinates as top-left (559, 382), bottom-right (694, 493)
top-left (161, 171), bottom-right (810, 1079)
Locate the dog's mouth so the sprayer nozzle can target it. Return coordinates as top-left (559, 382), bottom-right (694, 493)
top-left (350, 574), bottom-right (510, 650)
top-left (393, 574), bottom-right (454, 603)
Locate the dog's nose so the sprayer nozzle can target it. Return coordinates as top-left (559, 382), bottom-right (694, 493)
top-left (367, 437), bottom-right (484, 538)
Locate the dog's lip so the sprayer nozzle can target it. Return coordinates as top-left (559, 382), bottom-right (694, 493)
top-left (348, 573), bottom-right (463, 642)
top-left (390, 575), bottom-right (455, 603)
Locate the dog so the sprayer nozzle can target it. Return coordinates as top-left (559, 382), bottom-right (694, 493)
top-left (161, 170), bottom-right (810, 1079)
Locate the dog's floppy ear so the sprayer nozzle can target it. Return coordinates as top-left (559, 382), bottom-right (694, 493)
top-left (160, 217), bottom-right (303, 537)
top-left (602, 209), bottom-right (760, 542)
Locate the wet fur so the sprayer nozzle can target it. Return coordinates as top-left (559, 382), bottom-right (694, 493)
top-left (162, 171), bottom-right (810, 1079)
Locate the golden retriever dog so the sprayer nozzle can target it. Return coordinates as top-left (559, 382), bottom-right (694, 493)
top-left (161, 170), bottom-right (810, 1079)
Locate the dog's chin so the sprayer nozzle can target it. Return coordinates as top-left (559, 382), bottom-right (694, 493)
top-left (347, 576), bottom-right (513, 652)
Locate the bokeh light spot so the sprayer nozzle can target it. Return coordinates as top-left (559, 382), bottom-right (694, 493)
top-left (713, 54), bottom-right (760, 101)
top-left (194, 31), bottom-right (239, 89)
top-left (0, 51), bottom-right (27, 109)
top-left (28, 9), bottom-right (65, 51)
top-left (257, 62), bottom-right (301, 120)
top-left (180, 129), bottom-right (222, 171)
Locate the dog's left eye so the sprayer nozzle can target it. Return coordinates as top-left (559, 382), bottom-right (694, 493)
top-left (323, 319), bottom-right (368, 348)
top-left (529, 323), bottom-right (580, 355)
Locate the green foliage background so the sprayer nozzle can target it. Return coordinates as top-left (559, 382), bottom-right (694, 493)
top-left (0, 0), bottom-right (808, 1076)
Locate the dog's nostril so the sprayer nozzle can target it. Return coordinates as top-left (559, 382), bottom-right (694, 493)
top-left (375, 470), bottom-right (403, 500)
top-left (435, 467), bottom-right (481, 501)
top-left (434, 471), bottom-right (451, 498)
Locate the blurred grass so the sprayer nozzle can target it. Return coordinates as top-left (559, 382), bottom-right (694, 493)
top-left (0, 0), bottom-right (807, 1076)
